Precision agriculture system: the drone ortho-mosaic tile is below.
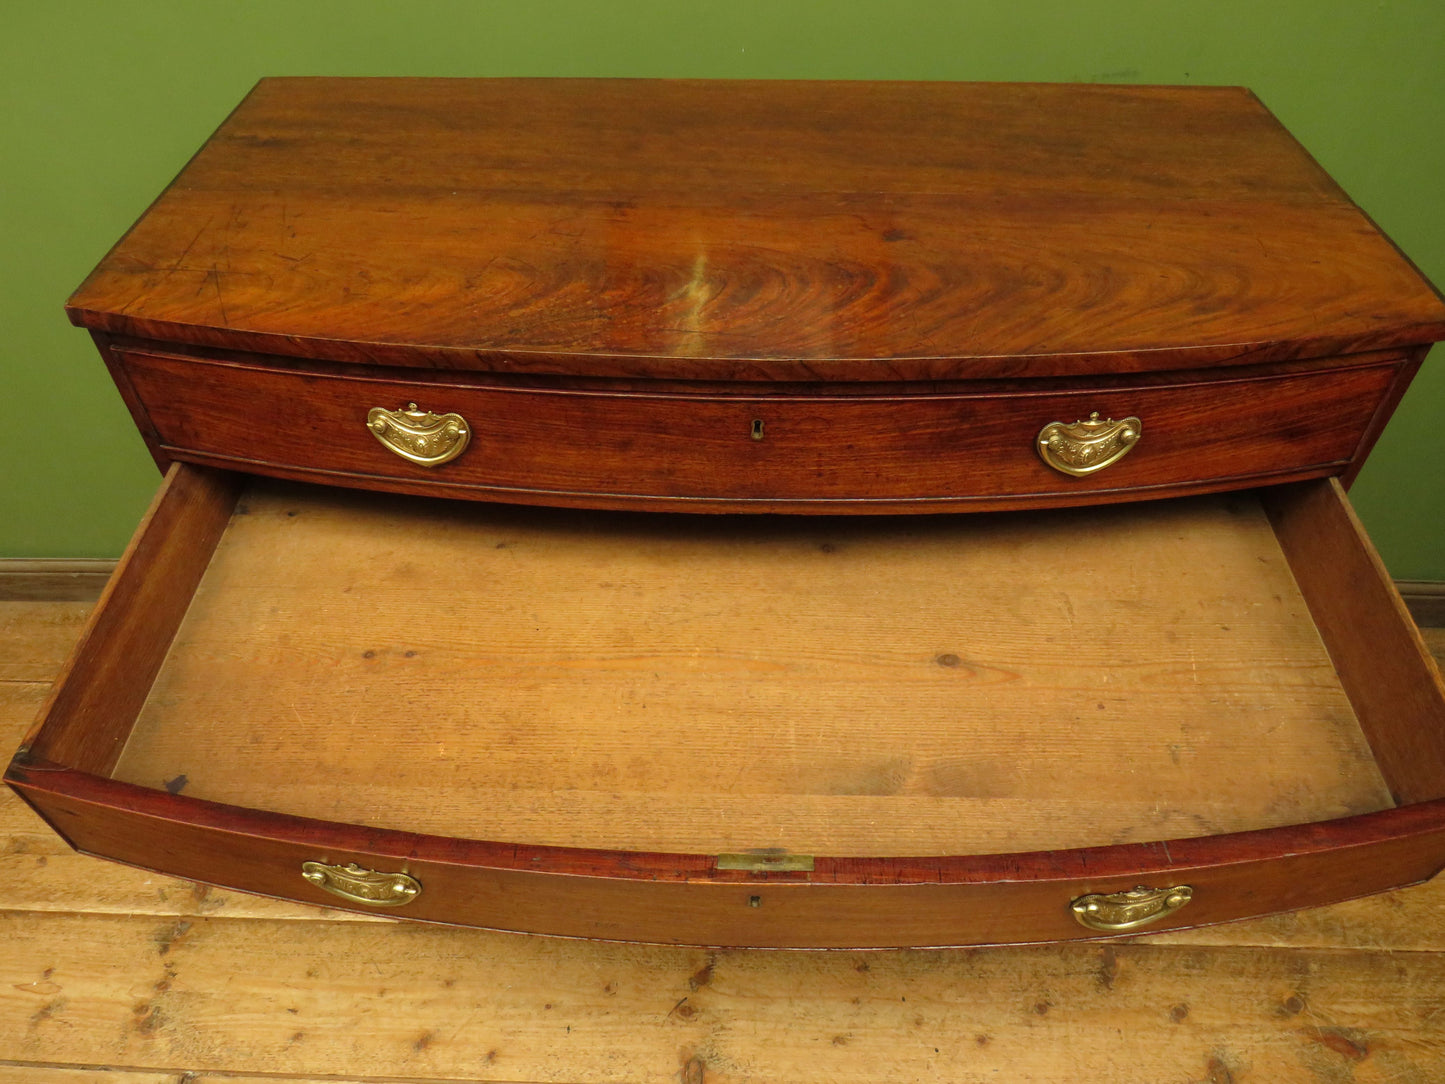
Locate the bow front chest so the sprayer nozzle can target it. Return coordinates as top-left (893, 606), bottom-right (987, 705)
top-left (10, 78), bottom-right (1445, 947)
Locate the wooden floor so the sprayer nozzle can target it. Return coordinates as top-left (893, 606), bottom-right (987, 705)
top-left (3, 593), bottom-right (1445, 1082)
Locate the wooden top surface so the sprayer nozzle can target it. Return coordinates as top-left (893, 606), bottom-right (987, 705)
top-left (69, 78), bottom-right (1445, 381)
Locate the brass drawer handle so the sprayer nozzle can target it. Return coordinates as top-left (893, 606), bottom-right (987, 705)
top-left (1070, 884), bottom-right (1193, 931)
top-left (1037, 412), bottom-right (1141, 476)
top-left (367, 403), bottom-right (471, 467)
top-left (301, 861), bottom-right (422, 907)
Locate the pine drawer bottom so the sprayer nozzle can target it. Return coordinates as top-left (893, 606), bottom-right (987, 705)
top-left (10, 465), bottom-right (1445, 947)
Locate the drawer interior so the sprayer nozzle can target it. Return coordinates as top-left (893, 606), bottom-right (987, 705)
top-left (104, 476), bottom-right (1394, 858)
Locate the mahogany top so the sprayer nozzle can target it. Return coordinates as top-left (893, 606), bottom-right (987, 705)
top-left (69, 78), bottom-right (1445, 382)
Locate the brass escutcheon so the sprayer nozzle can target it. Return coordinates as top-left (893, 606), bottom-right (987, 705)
top-left (301, 861), bottom-right (422, 907)
top-left (1070, 884), bottom-right (1194, 931)
top-left (367, 403), bottom-right (471, 466)
top-left (1037, 412), bottom-right (1141, 476)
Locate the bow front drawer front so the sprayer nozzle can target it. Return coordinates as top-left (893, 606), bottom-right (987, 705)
top-left (114, 347), bottom-right (1408, 512)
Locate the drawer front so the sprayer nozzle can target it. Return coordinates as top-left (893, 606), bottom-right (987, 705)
top-left (13, 770), bottom-right (1445, 948)
top-left (118, 349), bottom-right (1400, 510)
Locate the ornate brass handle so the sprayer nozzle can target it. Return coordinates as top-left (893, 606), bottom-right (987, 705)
top-left (1070, 884), bottom-right (1193, 931)
top-left (1037, 412), bottom-right (1141, 476)
top-left (367, 403), bottom-right (471, 467)
top-left (301, 861), bottom-right (422, 907)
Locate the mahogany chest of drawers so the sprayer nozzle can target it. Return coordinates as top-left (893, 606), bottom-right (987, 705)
top-left (10, 78), bottom-right (1445, 947)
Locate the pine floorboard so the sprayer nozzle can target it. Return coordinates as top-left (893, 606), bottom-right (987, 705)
top-left (3, 599), bottom-right (1445, 1082)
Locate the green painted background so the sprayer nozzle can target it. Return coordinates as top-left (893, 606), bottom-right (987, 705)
top-left (5, 1), bottom-right (1443, 574)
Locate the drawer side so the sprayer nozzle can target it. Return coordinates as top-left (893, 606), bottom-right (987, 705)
top-left (1267, 479), bottom-right (1445, 804)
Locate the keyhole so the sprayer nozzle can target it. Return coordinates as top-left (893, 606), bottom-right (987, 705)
top-left (750, 419), bottom-right (765, 441)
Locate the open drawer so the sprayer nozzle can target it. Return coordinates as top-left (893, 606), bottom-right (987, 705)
top-left (9, 464), bottom-right (1445, 948)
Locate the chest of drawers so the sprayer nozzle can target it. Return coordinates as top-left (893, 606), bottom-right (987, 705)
top-left (10, 78), bottom-right (1445, 947)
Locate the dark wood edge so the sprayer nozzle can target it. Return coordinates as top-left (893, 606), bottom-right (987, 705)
top-left (94, 331), bottom-right (171, 473)
top-left (111, 339), bottom-right (1414, 397)
top-left (1265, 478), bottom-right (1445, 803)
top-left (11, 758), bottom-right (1445, 889)
top-left (19, 464), bottom-right (242, 774)
top-left (1340, 346), bottom-right (1427, 488)
top-left (158, 446), bottom-right (1356, 517)
top-left (69, 308), bottom-right (1445, 383)
top-left (1401, 582), bottom-right (1445, 628)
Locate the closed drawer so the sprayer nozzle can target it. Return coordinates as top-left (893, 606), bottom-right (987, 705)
top-left (10, 465), bottom-right (1445, 947)
top-left (116, 348), bottom-right (1407, 512)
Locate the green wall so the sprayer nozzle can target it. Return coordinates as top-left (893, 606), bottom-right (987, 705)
top-left (5, 1), bottom-right (1443, 575)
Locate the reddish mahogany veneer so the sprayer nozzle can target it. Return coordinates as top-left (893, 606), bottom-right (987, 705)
top-left (10, 464), bottom-right (1445, 947)
top-left (114, 345), bottom-right (1409, 513)
top-left (67, 80), bottom-right (1445, 381)
top-left (12, 80), bottom-right (1445, 946)
top-left (12, 762), bottom-right (1445, 948)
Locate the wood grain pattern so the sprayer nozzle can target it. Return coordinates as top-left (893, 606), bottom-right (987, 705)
top-left (66, 79), bottom-right (1445, 382)
top-left (8, 599), bottom-right (1445, 1078)
top-left (16, 768), bottom-right (1445, 947)
top-left (1, 660), bottom-right (371, 925)
top-left (94, 331), bottom-right (171, 472)
top-left (114, 479), bottom-right (1386, 857)
top-left (8, 910), bottom-right (1445, 1082)
top-left (1339, 345), bottom-right (1427, 487)
top-left (1267, 479), bottom-right (1445, 804)
top-left (15, 471), bottom-right (1445, 947)
top-left (2, 614), bottom-right (1442, 948)
top-left (21, 466), bottom-right (240, 775)
top-left (116, 345), bottom-right (1404, 512)
top-left (0, 603), bottom-right (99, 680)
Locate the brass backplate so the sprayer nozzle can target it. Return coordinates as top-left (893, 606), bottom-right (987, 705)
top-left (1070, 884), bottom-right (1193, 931)
top-left (367, 402), bottom-right (471, 467)
top-left (1037, 412), bottom-right (1141, 477)
top-left (301, 861), bottom-right (422, 907)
